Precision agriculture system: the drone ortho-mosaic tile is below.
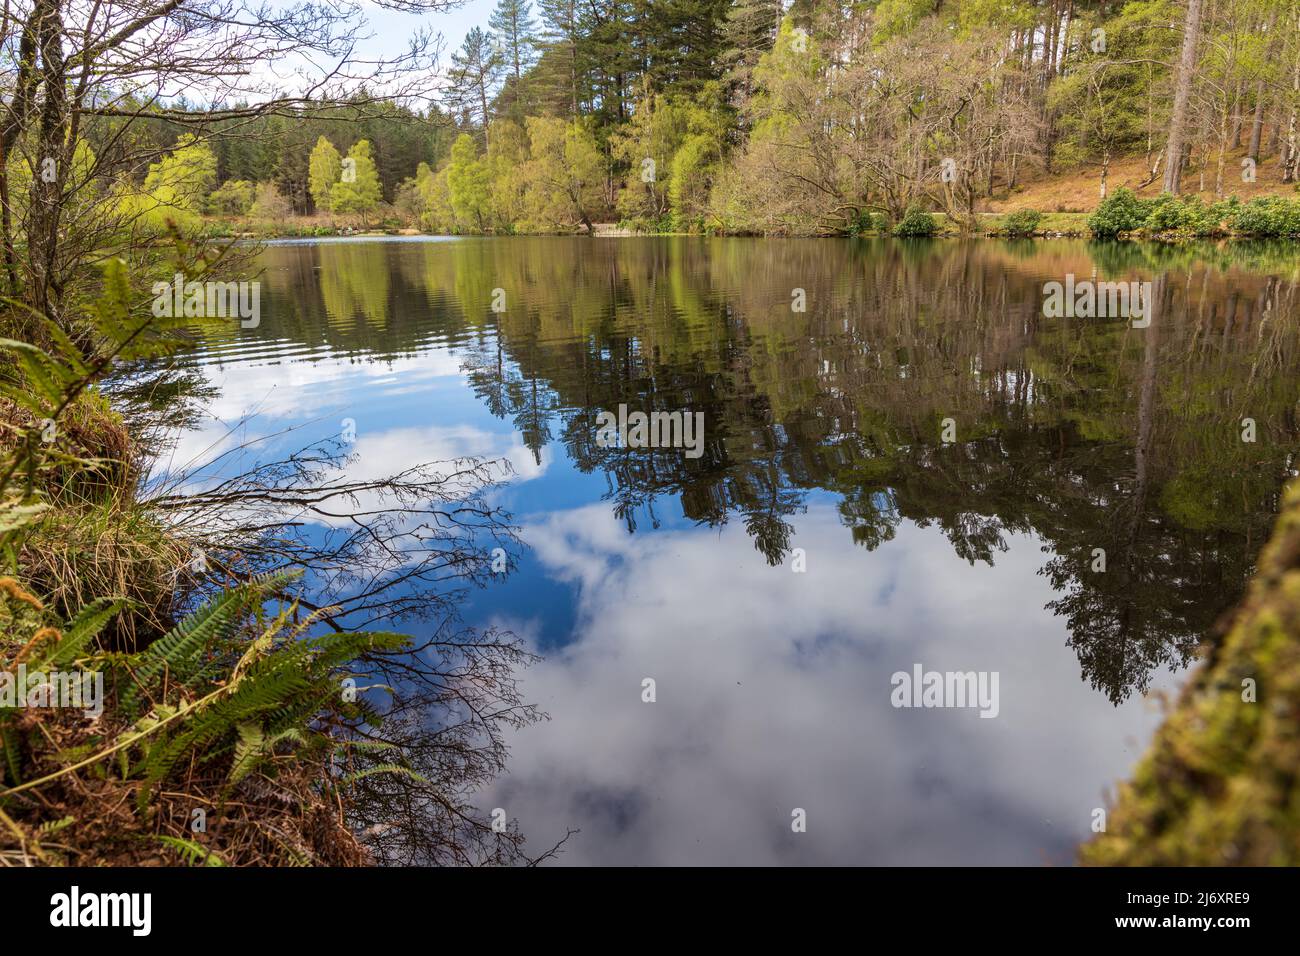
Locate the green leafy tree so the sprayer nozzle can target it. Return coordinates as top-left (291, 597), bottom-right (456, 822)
top-left (145, 135), bottom-right (217, 209)
top-left (612, 90), bottom-right (690, 225)
top-left (446, 134), bottom-right (493, 231)
top-left (487, 120), bottom-right (531, 231)
top-left (613, 85), bottom-right (727, 230)
top-left (329, 140), bottom-right (383, 216)
top-left (415, 162), bottom-right (456, 231)
top-left (208, 179), bottom-right (256, 215)
top-left (308, 136), bottom-right (343, 213)
top-left (117, 135), bottom-right (217, 235)
top-left (520, 117), bottom-right (604, 232)
top-left (1049, 5), bottom-right (1172, 199)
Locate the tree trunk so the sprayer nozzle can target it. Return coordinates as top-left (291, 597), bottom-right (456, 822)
top-left (1248, 9), bottom-right (1279, 161)
top-left (1163, 0), bottom-right (1204, 194)
top-left (1230, 80), bottom-right (1244, 146)
top-left (1215, 102), bottom-right (1231, 196)
top-left (28, 0), bottom-right (67, 322)
top-left (1248, 79), bottom-right (1268, 159)
top-left (1286, 37), bottom-right (1300, 183)
top-left (0, 8), bottom-right (42, 299)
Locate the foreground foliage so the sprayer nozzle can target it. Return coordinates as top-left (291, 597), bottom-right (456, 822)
top-left (0, 570), bottom-right (398, 865)
top-left (0, 255), bottom-right (551, 866)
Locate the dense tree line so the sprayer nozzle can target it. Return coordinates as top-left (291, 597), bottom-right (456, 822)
top-left (397, 0), bottom-right (1300, 234)
top-left (96, 0), bottom-right (1300, 233)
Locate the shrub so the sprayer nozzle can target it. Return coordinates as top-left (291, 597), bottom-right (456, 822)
top-left (1088, 188), bottom-right (1150, 238)
top-left (208, 179), bottom-right (256, 216)
top-left (249, 181), bottom-right (293, 221)
top-left (1143, 194), bottom-right (1186, 233)
top-left (1000, 208), bottom-right (1043, 237)
top-left (892, 205), bottom-right (938, 238)
top-left (1140, 195), bottom-right (1226, 236)
top-left (1230, 197), bottom-right (1300, 238)
top-left (1202, 197), bottom-right (1240, 236)
top-left (848, 210), bottom-right (886, 236)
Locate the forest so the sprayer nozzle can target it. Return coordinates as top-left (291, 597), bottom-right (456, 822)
top-left (82, 0), bottom-right (1300, 237)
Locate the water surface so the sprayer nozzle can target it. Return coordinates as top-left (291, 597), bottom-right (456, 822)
top-left (169, 236), bottom-right (1300, 864)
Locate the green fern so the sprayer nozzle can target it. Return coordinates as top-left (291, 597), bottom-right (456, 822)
top-left (45, 598), bottom-right (125, 668)
top-left (155, 835), bottom-right (226, 867)
top-left (121, 569), bottom-right (299, 712)
top-left (0, 247), bottom-right (424, 866)
top-left (341, 763), bottom-right (430, 785)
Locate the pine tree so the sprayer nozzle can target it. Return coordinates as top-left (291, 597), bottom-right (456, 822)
top-left (536, 0), bottom-right (582, 117)
top-left (636, 0), bottom-right (731, 97)
top-left (489, 0), bottom-right (537, 81)
top-left (721, 0), bottom-right (784, 100)
top-left (307, 136), bottom-right (342, 213)
top-left (446, 27), bottom-right (504, 147)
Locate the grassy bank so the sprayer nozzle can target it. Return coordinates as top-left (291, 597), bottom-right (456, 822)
top-left (0, 303), bottom-right (381, 865)
top-left (0, 260), bottom-right (542, 867)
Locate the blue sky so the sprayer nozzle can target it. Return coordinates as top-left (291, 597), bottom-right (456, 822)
top-left (362, 0), bottom-right (500, 73)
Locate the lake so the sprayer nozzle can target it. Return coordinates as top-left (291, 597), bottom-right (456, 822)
top-left (166, 235), bottom-right (1300, 865)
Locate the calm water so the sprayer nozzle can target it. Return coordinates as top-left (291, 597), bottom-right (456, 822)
top-left (168, 236), bottom-right (1300, 864)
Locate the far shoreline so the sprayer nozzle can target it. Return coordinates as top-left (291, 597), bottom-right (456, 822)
top-left (223, 223), bottom-right (1300, 244)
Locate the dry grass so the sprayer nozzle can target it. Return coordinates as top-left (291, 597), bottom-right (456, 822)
top-left (984, 147), bottom-right (1299, 215)
top-left (1, 708), bottom-right (369, 867)
top-left (19, 504), bottom-right (187, 649)
top-left (1, 390), bottom-right (187, 649)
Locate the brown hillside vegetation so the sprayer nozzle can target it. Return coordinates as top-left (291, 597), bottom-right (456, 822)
top-left (988, 146), bottom-right (1300, 215)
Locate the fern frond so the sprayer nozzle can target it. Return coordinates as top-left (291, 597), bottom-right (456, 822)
top-left (0, 500), bottom-right (49, 534)
top-left (341, 763), bottom-right (429, 785)
top-left (37, 816), bottom-right (75, 835)
top-left (46, 598), bottom-right (125, 667)
top-left (122, 569), bottom-right (300, 711)
top-left (228, 722), bottom-right (265, 784)
top-left (155, 835), bottom-right (226, 867)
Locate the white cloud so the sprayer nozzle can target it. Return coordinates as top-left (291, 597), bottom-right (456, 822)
top-left (477, 504), bottom-right (1179, 865)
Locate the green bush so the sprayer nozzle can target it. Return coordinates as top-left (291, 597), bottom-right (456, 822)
top-left (1144, 194), bottom-right (1187, 233)
top-left (1204, 197), bottom-right (1240, 235)
top-left (848, 209), bottom-right (885, 236)
top-left (1230, 197), bottom-right (1300, 238)
top-left (208, 179), bottom-right (256, 216)
top-left (1092, 191), bottom-right (1300, 240)
top-left (892, 205), bottom-right (938, 238)
top-left (1088, 188), bottom-right (1151, 238)
top-left (1000, 208), bottom-right (1043, 237)
top-left (1140, 195), bottom-right (1229, 237)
